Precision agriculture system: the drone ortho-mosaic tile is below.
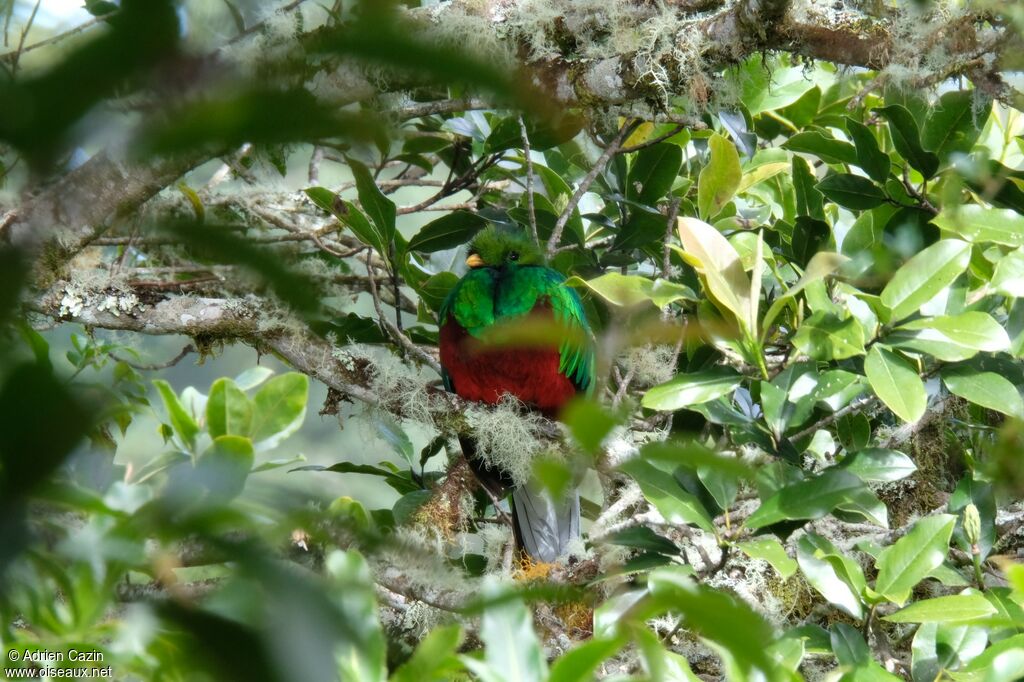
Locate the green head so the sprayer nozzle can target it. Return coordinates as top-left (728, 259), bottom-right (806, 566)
top-left (465, 227), bottom-right (544, 270)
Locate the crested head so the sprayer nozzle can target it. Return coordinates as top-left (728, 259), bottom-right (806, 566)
top-left (466, 227), bottom-right (544, 269)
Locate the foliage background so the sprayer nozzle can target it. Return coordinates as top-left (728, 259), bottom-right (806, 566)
top-left (1, 0), bottom-right (1024, 680)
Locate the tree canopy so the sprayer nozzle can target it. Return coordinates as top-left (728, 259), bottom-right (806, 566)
top-left (2, 0), bottom-right (1024, 680)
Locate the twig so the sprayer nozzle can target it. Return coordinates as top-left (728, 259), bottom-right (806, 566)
top-left (9, 0), bottom-right (41, 75)
top-left (546, 119), bottom-right (640, 258)
top-left (662, 196), bottom-right (681, 280)
top-left (0, 12), bottom-right (105, 63)
top-left (308, 146), bottom-right (324, 185)
top-left (111, 344), bottom-right (195, 371)
top-left (364, 251), bottom-right (443, 375)
top-left (518, 116), bottom-right (540, 247)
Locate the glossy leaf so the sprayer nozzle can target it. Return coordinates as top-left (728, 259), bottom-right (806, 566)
top-left (874, 104), bottom-right (940, 179)
top-left (641, 366), bottom-right (743, 411)
top-left (941, 366), bottom-right (1024, 418)
top-left (206, 378), bottom-right (253, 440)
top-left (746, 469), bottom-right (868, 529)
top-left (792, 312), bottom-right (866, 360)
top-left (874, 514), bottom-right (956, 605)
top-left (407, 211), bottom-right (488, 252)
top-left (845, 117), bottom-right (890, 183)
top-left (735, 536), bottom-right (797, 578)
top-left (816, 174), bottom-right (887, 210)
top-left (865, 346), bottom-right (927, 423)
top-left (698, 133), bottom-right (741, 220)
top-left (619, 458), bottom-right (714, 532)
top-left (676, 217), bottom-right (755, 332)
top-left (933, 205), bottom-right (1024, 248)
top-left (884, 593), bottom-right (997, 623)
top-left (628, 143), bottom-right (683, 205)
top-left (880, 239), bottom-right (971, 323)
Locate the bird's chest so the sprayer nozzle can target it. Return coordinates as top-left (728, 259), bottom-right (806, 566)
top-left (440, 279), bottom-right (576, 416)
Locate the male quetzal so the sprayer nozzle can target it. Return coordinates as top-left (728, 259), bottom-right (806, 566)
top-left (438, 228), bottom-right (595, 562)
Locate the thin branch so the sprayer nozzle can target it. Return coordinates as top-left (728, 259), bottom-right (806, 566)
top-left (617, 123), bottom-right (687, 155)
top-left (110, 344), bottom-right (196, 371)
top-left (0, 11), bottom-right (104, 63)
top-left (364, 251), bottom-right (443, 375)
top-left (546, 120), bottom-right (640, 258)
top-left (518, 116), bottom-right (540, 247)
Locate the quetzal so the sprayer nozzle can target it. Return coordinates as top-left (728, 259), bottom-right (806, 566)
top-left (438, 228), bottom-right (595, 562)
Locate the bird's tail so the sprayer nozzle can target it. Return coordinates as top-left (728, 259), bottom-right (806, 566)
top-left (511, 479), bottom-right (580, 564)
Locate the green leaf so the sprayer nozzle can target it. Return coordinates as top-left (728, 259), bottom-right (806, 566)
top-left (641, 366), bottom-right (743, 411)
top-left (816, 174), bottom-right (887, 210)
top-left (783, 130), bottom-right (858, 165)
top-left (792, 155), bottom-right (825, 220)
top-left (197, 435), bottom-right (254, 500)
top-left (469, 583), bottom-right (547, 682)
top-left (932, 205), bottom-right (1024, 248)
top-left (992, 248), bottom-right (1024, 297)
top-left (880, 239), bottom-right (971, 323)
top-left (864, 346), bottom-right (927, 423)
top-left (347, 157), bottom-right (397, 245)
top-left (897, 312), bottom-right (1010, 354)
top-left (153, 379), bottom-right (200, 453)
top-left (922, 90), bottom-right (987, 160)
top-left (792, 312), bottom-right (866, 360)
top-left (628, 143), bottom-right (683, 205)
top-left (831, 624), bottom-right (902, 680)
top-left (619, 458), bottom-right (714, 532)
top-left (746, 469), bottom-right (868, 529)
top-left (736, 161), bottom-right (790, 194)
top-left (417, 271), bottom-right (460, 312)
top-left (233, 366), bottom-right (275, 391)
top-left (874, 514), bottom-right (956, 605)
top-left (392, 490), bottom-right (432, 525)
top-left (798, 533), bottom-right (867, 619)
top-left (645, 568), bottom-right (776, 676)
top-left (391, 625), bottom-right (465, 682)
top-left (761, 251), bottom-right (848, 336)
top-left (884, 593), bottom-right (997, 623)
top-left (941, 366), bottom-right (1024, 418)
top-left (838, 449), bottom-right (917, 483)
top-left (206, 378), bottom-right (254, 439)
top-left (698, 133), bottom-right (741, 220)
top-left (407, 210), bottom-right (488, 253)
top-left (874, 104), bottom-right (940, 179)
top-left (331, 197), bottom-right (390, 256)
top-left (845, 117), bottom-right (891, 183)
top-left (562, 399), bottom-right (619, 456)
top-left (249, 373), bottom-right (308, 447)
top-left (566, 273), bottom-right (695, 308)
top-left (374, 413), bottom-right (415, 466)
top-left (676, 217), bottom-right (755, 332)
top-left (549, 638), bottom-right (626, 682)
top-left (735, 537), bottom-right (797, 578)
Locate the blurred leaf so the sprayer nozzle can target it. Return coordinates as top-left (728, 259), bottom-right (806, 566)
top-left (463, 582), bottom-right (547, 682)
top-left (392, 625), bottom-right (465, 682)
top-left (831, 623), bottom-right (901, 680)
top-left (641, 367), bottom-right (743, 411)
top-left (326, 550), bottom-right (388, 682)
top-left (646, 568), bottom-right (776, 677)
top-left (562, 399), bottom-right (618, 455)
top-left (250, 373), bottom-right (308, 448)
top-left (761, 251), bottom-right (849, 336)
top-left (549, 637), bottom-right (626, 682)
top-left (698, 133), bottom-right (741, 220)
top-left (408, 211), bottom-right (488, 253)
top-left (142, 90), bottom-right (383, 156)
top-left (735, 536), bottom-right (797, 578)
top-left (933, 206), bottom-right (1024, 248)
top-left (865, 346), bottom-right (926, 423)
top-left (153, 379), bottom-right (200, 453)
top-left (207, 378), bottom-right (254, 440)
top-left (992, 248), bottom-right (1024, 297)
top-left (197, 435), bottom-right (254, 501)
top-left (874, 514), bottom-right (956, 605)
top-left (605, 526), bottom-right (680, 556)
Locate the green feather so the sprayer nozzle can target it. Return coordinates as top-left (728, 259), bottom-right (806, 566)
top-left (439, 229), bottom-right (595, 392)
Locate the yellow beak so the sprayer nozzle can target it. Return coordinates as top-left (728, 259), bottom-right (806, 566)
top-left (465, 253), bottom-right (485, 268)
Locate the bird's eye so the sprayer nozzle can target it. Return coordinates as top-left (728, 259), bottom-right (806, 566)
top-left (508, 251), bottom-right (519, 261)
